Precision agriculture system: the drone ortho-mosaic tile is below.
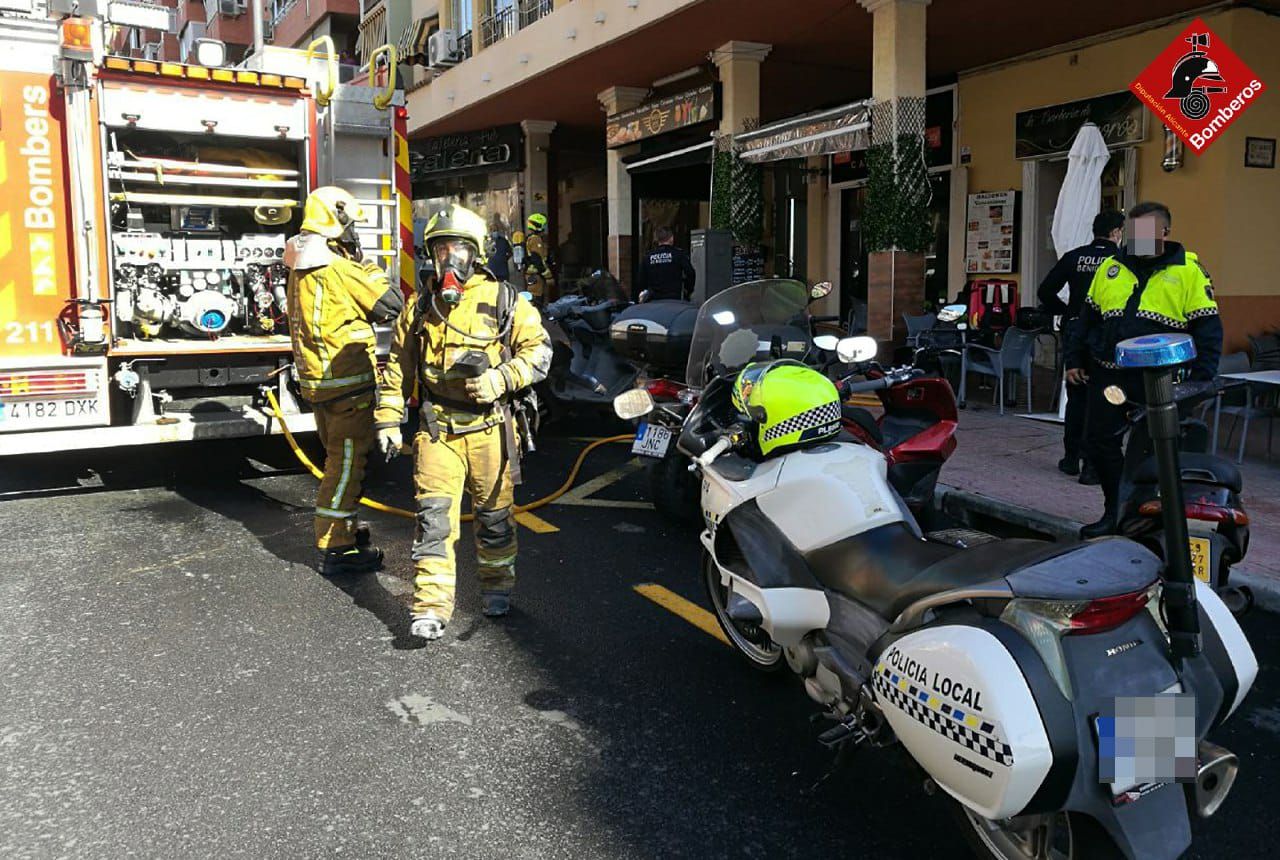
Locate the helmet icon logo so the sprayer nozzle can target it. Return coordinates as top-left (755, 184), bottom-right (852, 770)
top-left (1163, 33), bottom-right (1228, 121)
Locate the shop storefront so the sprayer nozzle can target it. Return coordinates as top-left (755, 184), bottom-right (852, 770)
top-left (956, 6), bottom-right (1280, 352)
top-left (409, 124), bottom-right (525, 259)
top-left (825, 87), bottom-right (956, 329)
top-left (608, 83), bottom-right (719, 279)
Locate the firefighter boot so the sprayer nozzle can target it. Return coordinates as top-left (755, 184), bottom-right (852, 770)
top-left (410, 612), bottom-right (446, 641)
top-left (320, 543), bottom-right (384, 576)
top-left (482, 590), bottom-right (511, 618)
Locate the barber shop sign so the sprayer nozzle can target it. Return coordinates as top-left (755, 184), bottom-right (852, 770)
top-left (1130, 18), bottom-right (1265, 154)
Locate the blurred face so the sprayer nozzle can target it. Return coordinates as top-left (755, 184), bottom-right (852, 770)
top-left (1126, 214), bottom-right (1169, 257)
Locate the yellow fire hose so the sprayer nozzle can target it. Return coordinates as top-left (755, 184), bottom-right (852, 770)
top-left (264, 389), bottom-right (633, 523)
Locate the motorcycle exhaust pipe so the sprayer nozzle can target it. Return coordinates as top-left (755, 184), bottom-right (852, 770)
top-left (1188, 740), bottom-right (1238, 818)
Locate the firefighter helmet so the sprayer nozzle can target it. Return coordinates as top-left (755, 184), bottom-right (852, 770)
top-left (300, 186), bottom-right (367, 239)
top-left (526, 212), bottom-right (548, 233)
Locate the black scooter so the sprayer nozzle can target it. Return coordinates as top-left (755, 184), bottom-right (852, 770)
top-left (1108, 380), bottom-right (1252, 613)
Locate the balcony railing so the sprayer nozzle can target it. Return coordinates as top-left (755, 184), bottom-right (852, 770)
top-left (478, 0), bottom-right (553, 49)
top-left (518, 0), bottom-right (552, 28)
top-left (479, 5), bottom-right (515, 49)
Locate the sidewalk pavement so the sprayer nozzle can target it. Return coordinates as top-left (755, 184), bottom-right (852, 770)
top-left (942, 402), bottom-right (1280, 609)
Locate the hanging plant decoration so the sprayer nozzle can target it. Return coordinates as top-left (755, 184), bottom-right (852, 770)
top-left (709, 133), bottom-right (764, 247)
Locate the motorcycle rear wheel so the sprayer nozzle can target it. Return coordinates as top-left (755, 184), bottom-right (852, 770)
top-left (954, 805), bottom-right (1122, 860)
top-left (702, 552), bottom-right (784, 672)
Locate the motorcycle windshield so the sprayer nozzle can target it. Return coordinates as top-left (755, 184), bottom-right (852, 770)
top-left (685, 279), bottom-right (812, 388)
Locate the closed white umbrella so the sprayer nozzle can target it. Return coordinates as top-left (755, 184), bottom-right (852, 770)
top-left (1051, 122), bottom-right (1110, 258)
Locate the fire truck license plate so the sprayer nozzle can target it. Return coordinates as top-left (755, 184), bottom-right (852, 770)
top-left (1188, 536), bottom-right (1211, 584)
top-left (632, 422), bottom-right (672, 458)
top-left (0, 397), bottom-right (102, 432)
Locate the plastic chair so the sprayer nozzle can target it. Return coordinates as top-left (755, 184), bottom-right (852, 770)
top-left (903, 312), bottom-right (937, 348)
top-left (1217, 349), bottom-right (1279, 462)
top-left (958, 327), bottom-right (1037, 415)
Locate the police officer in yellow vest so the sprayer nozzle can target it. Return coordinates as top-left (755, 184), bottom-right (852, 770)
top-left (375, 205), bottom-right (551, 641)
top-left (285, 186), bottom-right (406, 575)
top-left (1065, 201), bottom-right (1222, 537)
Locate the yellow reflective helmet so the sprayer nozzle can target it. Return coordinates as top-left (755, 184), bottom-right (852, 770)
top-left (300, 186), bottom-right (367, 238)
top-left (423, 204), bottom-right (488, 260)
top-left (526, 212), bottom-right (548, 233)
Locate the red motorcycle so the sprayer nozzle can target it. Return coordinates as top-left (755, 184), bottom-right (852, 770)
top-left (835, 364), bottom-right (960, 516)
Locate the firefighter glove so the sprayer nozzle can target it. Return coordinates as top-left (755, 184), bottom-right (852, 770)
top-left (465, 367), bottom-right (510, 406)
top-left (377, 426), bottom-right (403, 462)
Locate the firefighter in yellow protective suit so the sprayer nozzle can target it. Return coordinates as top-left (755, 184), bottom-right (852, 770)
top-left (285, 186), bottom-right (405, 575)
top-left (514, 212), bottom-right (555, 303)
top-left (375, 205), bottom-right (551, 641)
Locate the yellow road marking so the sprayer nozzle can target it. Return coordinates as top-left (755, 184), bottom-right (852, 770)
top-left (633, 583), bottom-right (729, 646)
top-left (514, 510), bottom-right (559, 534)
top-left (553, 457), bottom-right (651, 509)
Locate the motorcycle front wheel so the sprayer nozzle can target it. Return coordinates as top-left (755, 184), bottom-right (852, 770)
top-left (702, 552), bottom-right (784, 672)
top-left (954, 805), bottom-right (1122, 860)
top-left (648, 450), bottom-right (702, 526)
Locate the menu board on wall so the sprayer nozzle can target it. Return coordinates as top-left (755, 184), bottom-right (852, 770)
top-left (965, 191), bottom-right (1018, 274)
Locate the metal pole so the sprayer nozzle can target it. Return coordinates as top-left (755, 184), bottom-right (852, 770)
top-left (1142, 365), bottom-right (1201, 661)
top-left (252, 0), bottom-right (265, 58)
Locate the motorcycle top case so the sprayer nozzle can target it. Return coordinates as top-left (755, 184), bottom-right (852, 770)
top-left (610, 300), bottom-right (698, 373)
top-left (874, 625), bottom-right (1053, 820)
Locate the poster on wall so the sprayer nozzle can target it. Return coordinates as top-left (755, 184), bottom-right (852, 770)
top-left (965, 191), bottom-right (1018, 274)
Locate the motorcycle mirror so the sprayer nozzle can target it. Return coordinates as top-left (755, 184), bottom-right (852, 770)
top-left (937, 304), bottom-right (967, 323)
top-left (813, 334), bottom-right (840, 351)
top-left (1104, 385), bottom-right (1128, 407)
top-left (809, 281), bottom-right (833, 301)
top-left (613, 388), bottom-right (655, 421)
top-left (836, 336), bottom-right (878, 364)
top-left (719, 328), bottom-right (762, 371)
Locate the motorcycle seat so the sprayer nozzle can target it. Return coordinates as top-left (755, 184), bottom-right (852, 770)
top-left (841, 404), bottom-right (883, 445)
top-left (806, 524), bottom-right (1070, 621)
top-left (1132, 452), bottom-right (1242, 493)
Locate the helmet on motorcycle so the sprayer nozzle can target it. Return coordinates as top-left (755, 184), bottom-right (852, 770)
top-left (732, 360), bottom-right (841, 457)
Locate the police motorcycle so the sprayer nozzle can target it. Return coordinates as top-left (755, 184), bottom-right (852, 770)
top-left (1102, 380), bottom-right (1253, 614)
top-left (614, 278), bottom-right (1257, 860)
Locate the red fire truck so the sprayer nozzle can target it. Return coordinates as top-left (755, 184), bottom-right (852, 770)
top-left (0, 0), bottom-right (412, 455)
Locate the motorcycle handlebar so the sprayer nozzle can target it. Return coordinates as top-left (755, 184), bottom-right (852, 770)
top-left (840, 366), bottom-right (923, 394)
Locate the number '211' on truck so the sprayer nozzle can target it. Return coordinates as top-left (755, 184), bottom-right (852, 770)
top-left (0, 2), bottom-right (411, 456)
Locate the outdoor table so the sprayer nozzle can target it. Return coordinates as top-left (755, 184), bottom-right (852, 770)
top-left (1215, 370), bottom-right (1280, 463)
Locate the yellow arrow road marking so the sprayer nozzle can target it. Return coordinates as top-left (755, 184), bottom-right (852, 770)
top-left (633, 583), bottom-right (729, 646)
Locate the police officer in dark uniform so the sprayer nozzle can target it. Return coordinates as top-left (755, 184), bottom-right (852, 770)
top-left (1065, 201), bottom-right (1222, 538)
top-left (636, 226), bottom-right (695, 302)
top-left (1038, 209), bottom-right (1124, 483)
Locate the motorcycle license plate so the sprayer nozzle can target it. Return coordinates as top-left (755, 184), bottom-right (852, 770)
top-left (632, 421), bottom-right (672, 458)
top-left (1188, 536), bottom-right (1211, 584)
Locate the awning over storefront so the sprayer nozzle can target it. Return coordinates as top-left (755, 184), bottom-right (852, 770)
top-left (736, 100), bottom-right (871, 163)
top-left (623, 140), bottom-right (714, 174)
top-left (396, 14), bottom-right (438, 66)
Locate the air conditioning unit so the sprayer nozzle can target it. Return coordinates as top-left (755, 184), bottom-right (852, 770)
top-left (428, 29), bottom-right (460, 68)
top-left (217, 0), bottom-right (246, 16)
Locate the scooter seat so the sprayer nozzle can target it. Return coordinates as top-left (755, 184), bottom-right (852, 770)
top-left (805, 524), bottom-right (1070, 621)
top-left (841, 404), bottom-right (883, 445)
top-left (1132, 452), bottom-right (1242, 493)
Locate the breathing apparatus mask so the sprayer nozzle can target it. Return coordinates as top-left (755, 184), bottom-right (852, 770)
top-left (330, 206), bottom-right (364, 263)
top-left (431, 238), bottom-right (478, 304)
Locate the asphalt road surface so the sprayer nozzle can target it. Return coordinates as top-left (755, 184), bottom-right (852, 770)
top-left (1, 422), bottom-right (1277, 859)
